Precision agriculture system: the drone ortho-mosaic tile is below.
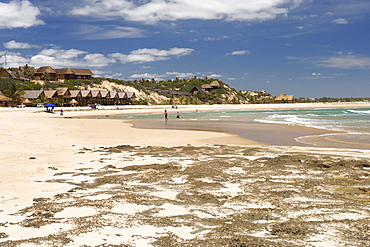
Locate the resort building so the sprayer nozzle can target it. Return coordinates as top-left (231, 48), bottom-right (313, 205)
top-left (18, 88), bottom-right (136, 106)
top-left (274, 94), bottom-right (295, 103)
top-left (2, 66), bottom-right (93, 81)
top-left (55, 68), bottom-right (94, 80)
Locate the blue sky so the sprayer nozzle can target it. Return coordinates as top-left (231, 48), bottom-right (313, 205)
top-left (0, 0), bottom-right (369, 97)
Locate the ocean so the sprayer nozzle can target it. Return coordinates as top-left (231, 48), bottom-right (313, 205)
top-left (118, 107), bottom-right (370, 149)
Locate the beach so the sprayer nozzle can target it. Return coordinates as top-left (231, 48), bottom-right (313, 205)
top-left (1, 103), bottom-right (370, 246)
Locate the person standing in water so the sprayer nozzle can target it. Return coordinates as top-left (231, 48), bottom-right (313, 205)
top-left (164, 109), bottom-right (168, 120)
top-left (176, 112), bottom-right (180, 118)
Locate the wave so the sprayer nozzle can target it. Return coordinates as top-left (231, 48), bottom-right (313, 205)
top-left (347, 109), bottom-right (370, 115)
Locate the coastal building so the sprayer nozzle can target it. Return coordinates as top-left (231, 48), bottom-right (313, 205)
top-left (18, 88), bottom-right (137, 107)
top-left (43, 90), bottom-right (59, 103)
top-left (80, 90), bottom-right (92, 106)
top-left (35, 66), bottom-right (58, 81)
top-left (0, 68), bottom-right (25, 80)
top-left (21, 90), bottom-right (45, 101)
top-left (108, 92), bottom-right (119, 105)
top-left (190, 86), bottom-right (206, 95)
top-left (0, 91), bottom-right (11, 107)
top-left (274, 94), bottom-right (295, 103)
top-left (55, 68), bottom-right (94, 80)
top-left (209, 80), bottom-right (221, 89)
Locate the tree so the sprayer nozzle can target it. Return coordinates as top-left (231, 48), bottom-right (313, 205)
top-left (3, 80), bottom-right (24, 106)
top-left (42, 71), bottom-right (50, 82)
top-left (22, 64), bottom-right (35, 81)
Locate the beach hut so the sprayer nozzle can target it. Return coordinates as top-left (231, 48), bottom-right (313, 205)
top-left (21, 90), bottom-right (45, 101)
top-left (100, 91), bottom-right (110, 105)
top-left (55, 68), bottom-right (94, 80)
top-left (0, 69), bottom-right (24, 79)
top-left (90, 90), bottom-right (102, 104)
top-left (55, 88), bottom-right (71, 105)
top-left (43, 90), bottom-right (59, 104)
top-left (0, 91), bottom-right (11, 107)
top-left (69, 90), bottom-right (82, 105)
top-left (274, 94), bottom-right (295, 103)
top-left (108, 92), bottom-right (119, 105)
top-left (80, 90), bottom-right (92, 106)
top-left (117, 92), bottom-right (127, 105)
top-left (190, 86), bottom-right (206, 95)
top-left (201, 84), bottom-right (213, 92)
top-left (35, 66), bottom-right (57, 81)
top-left (22, 98), bottom-right (32, 106)
top-left (69, 99), bottom-right (79, 106)
top-left (210, 80), bottom-right (221, 89)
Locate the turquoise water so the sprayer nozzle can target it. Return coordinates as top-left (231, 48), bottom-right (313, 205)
top-left (117, 107), bottom-right (370, 148)
top-left (121, 107), bottom-right (370, 133)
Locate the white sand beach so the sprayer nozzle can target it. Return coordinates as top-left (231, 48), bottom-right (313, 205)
top-left (1, 103), bottom-right (370, 246)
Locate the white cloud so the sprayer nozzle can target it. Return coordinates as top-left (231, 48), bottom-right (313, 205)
top-left (166, 71), bottom-right (195, 78)
top-left (72, 0), bottom-right (304, 24)
top-left (27, 48), bottom-right (114, 68)
top-left (130, 73), bottom-right (160, 79)
top-left (204, 36), bottom-right (231, 41)
top-left (333, 18), bottom-right (349, 24)
top-left (3, 40), bottom-right (41, 49)
top-left (75, 25), bottom-right (147, 40)
top-left (312, 72), bottom-right (322, 76)
top-left (1, 46), bottom-right (194, 69)
top-left (289, 54), bottom-right (370, 69)
top-left (316, 54), bottom-right (370, 69)
top-left (110, 47), bottom-right (194, 64)
top-left (0, 53), bottom-right (29, 67)
top-left (207, 73), bottom-right (223, 78)
top-left (0, 0), bottom-right (44, 29)
top-left (227, 50), bottom-right (250, 56)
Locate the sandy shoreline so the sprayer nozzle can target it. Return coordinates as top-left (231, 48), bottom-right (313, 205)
top-left (1, 103), bottom-right (370, 246)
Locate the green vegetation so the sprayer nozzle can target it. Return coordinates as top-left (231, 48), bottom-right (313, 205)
top-left (1, 79), bottom-right (24, 106)
top-left (1, 76), bottom-right (369, 106)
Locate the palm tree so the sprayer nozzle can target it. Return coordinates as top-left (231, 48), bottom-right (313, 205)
top-left (3, 80), bottom-right (24, 107)
top-left (22, 64), bottom-right (35, 81)
top-left (42, 71), bottom-right (50, 82)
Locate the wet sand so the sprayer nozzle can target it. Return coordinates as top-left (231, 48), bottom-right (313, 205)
top-left (127, 119), bottom-right (341, 147)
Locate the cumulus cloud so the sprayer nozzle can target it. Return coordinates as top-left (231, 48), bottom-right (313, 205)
top-left (130, 71), bottom-right (199, 80)
top-left (227, 50), bottom-right (250, 56)
top-left (0, 0), bottom-right (44, 29)
top-left (166, 71), bottom-right (195, 78)
top-left (312, 72), bottom-right (322, 76)
top-left (3, 40), bottom-right (41, 49)
top-left (71, 0), bottom-right (304, 23)
top-left (333, 18), bottom-right (349, 24)
top-left (75, 25), bottom-right (147, 40)
top-left (2, 46), bottom-right (194, 68)
top-left (130, 73), bottom-right (160, 79)
top-left (110, 47), bottom-right (194, 64)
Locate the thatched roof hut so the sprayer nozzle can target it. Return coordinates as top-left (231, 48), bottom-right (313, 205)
top-left (70, 90), bottom-right (82, 98)
top-left (69, 99), bottom-right (79, 105)
top-left (210, 80), bottom-right (221, 89)
top-left (190, 86), bottom-right (205, 95)
top-left (43, 90), bottom-right (58, 100)
top-left (274, 94), bottom-right (294, 103)
top-left (21, 90), bottom-right (44, 100)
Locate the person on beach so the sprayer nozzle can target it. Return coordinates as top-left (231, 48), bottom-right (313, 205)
top-left (60, 109), bottom-right (63, 116)
top-left (164, 109), bottom-right (168, 120)
top-left (176, 112), bottom-right (180, 118)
